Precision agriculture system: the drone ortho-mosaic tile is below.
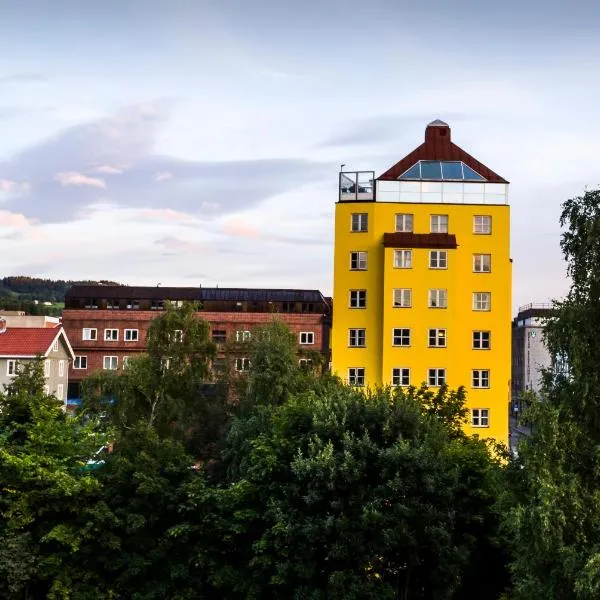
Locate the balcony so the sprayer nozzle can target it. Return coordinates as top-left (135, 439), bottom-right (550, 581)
top-left (339, 171), bottom-right (375, 202)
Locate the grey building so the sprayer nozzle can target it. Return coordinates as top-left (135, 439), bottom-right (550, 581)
top-left (0, 317), bottom-right (75, 405)
top-left (512, 303), bottom-right (555, 401)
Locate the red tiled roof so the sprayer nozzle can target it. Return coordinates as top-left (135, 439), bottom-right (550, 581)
top-left (377, 121), bottom-right (508, 183)
top-left (383, 232), bottom-right (458, 249)
top-left (0, 327), bottom-right (61, 356)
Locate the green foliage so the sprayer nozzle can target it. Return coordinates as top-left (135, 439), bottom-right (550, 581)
top-left (505, 188), bottom-right (600, 598)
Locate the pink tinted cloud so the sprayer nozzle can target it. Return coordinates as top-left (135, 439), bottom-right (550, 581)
top-left (155, 235), bottom-right (204, 253)
top-left (0, 209), bottom-right (36, 228)
top-left (54, 171), bottom-right (106, 189)
top-left (136, 208), bottom-right (195, 222)
top-left (93, 165), bottom-right (125, 175)
top-left (222, 219), bottom-right (261, 239)
top-left (0, 179), bottom-right (30, 193)
top-left (154, 171), bottom-right (173, 182)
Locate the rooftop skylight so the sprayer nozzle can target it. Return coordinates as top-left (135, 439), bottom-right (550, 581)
top-left (398, 161), bottom-right (486, 181)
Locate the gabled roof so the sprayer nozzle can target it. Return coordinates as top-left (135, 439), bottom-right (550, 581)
top-left (377, 120), bottom-right (508, 183)
top-left (0, 327), bottom-right (74, 360)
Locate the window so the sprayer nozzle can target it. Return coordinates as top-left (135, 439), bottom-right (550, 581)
top-left (472, 369), bottom-right (490, 388)
top-left (349, 328), bottom-right (366, 347)
top-left (172, 329), bottom-right (183, 343)
top-left (350, 251), bottom-right (368, 270)
top-left (392, 368), bottom-right (410, 386)
top-left (161, 358), bottom-right (171, 371)
top-left (429, 250), bottom-right (447, 269)
top-left (52, 339), bottom-right (59, 352)
top-left (348, 367), bottom-right (365, 386)
top-left (124, 329), bottom-right (139, 342)
top-left (395, 213), bottom-right (413, 232)
top-left (236, 330), bottom-right (251, 342)
top-left (393, 288), bottom-right (412, 308)
top-left (104, 329), bottom-right (119, 341)
top-left (58, 360), bottom-right (65, 377)
top-left (6, 359), bottom-right (17, 377)
top-left (392, 328), bottom-right (411, 347)
top-left (299, 332), bottom-right (315, 345)
top-left (473, 254), bottom-right (491, 273)
top-left (212, 329), bottom-right (227, 344)
top-left (74, 356), bottom-right (87, 369)
top-left (235, 358), bottom-right (251, 372)
top-left (430, 214), bottom-right (448, 233)
top-left (471, 408), bottom-right (489, 427)
top-left (299, 358), bottom-right (313, 368)
top-left (394, 249), bottom-right (412, 269)
top-left (349, 290), bottom-right (367, 308)
top-left (301, 302), bottom-right (314, 313)
top-left (428, 289), bottom-right (447, 308)
top-left (474, 215), bottom-right (492, 234)
top-left (122, 356), bottom-right (130, 369)
top-left (57, 384), bottom-right (64, 400)
top-left (82, 328), bottom-right (97, 341)
top-left (428, 368), bottom-right (446, 386)
top-left (428, 329), bottom-right (447, 347)
top-left (473, 331), bottom-right (491, 349)
top-left (473, 292), bottom-right (491, 311)
top-left (44, 360), bottom-right (51, 377)
top-left (351, 213), bottom-right (368, 232)
top-left (103, 356), bottom-right (118, 370)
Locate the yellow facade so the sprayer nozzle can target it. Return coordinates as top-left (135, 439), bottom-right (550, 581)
top-left (332, 124), bottom-right (511, 444)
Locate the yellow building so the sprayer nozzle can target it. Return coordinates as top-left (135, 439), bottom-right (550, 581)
top-left (332, 120), bottom-right (511, 443)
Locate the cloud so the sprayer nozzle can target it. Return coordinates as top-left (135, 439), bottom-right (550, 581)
top-left (222, 219), bottom-right (261, 239)
top-left (0, 210), bottom-right (35, 228)
top-left (54, 171), bottom-right (107, 189)
top-left (154, 170), bottom-right (173, 182)
top-left (0, 74), bottom-right (46, 85)
top-left (134, 208), bottom-right (195, 222)
top-left (93, 164), bottom-right (125, 175)
top-left (0, 102), bottom-right (332, 223)
top-left (155, 235), bottom-right (205, 254)
top-left (0, 179), bottom-right (29, 194)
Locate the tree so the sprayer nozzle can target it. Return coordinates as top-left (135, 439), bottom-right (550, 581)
top-left (506, 188), bottom-right (600, 599)
top-left (194, 377), bottom-right (507, 599)
top-left (0, 361), bottom-right (105, 598)
top-left (81, 302), bottom-right (223, 457)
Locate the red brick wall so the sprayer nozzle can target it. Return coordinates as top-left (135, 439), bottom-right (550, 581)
top-left (63, 309), bottom-right (330, 382)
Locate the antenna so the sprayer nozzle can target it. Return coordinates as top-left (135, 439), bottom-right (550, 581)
top-left (340, 163), bottom-right (346, 172)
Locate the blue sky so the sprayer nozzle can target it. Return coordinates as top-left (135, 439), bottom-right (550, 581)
top-left (1, 0), bottom-right (599, 311)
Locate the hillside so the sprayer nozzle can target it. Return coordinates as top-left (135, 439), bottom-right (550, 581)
top-left (0, 276), bottom-right (120, 316)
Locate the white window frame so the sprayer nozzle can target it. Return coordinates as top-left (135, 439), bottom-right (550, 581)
top-left (474, 215), bottom-right (492, 234)
top-left (472, 369), bottom-right (490, 388)
top-left (58, 360), bottom-right (65, 377)
top-left (299, 358), bottom-right (313, 368)
top-left (395, 213), bottom-right (413, 233)
top-left (122, 356), bottom-right (130, 369)
top-left (471, 408), bottom-right (490, 427)
top-left (473, 331), bottom-right (491, 350)
top-left (348, 367), bottom-right (365, 386)
top-left (393, 288), bottom-right (412, 308)
top-left (348, 328), bottom-right (366, 347)
top-left (429, 250), bottom-right (448, 269)
top-left (394, 249), bottom-right (412, 269)
top-left (74, 356), bottom-right (87, 369)
top-left (124, 329), bottom-right (139, 342)
top-left (430, 214), bottom-right (448, 233)
top-left (473, 292), bottom-right (491, 311)
top-left (428, 368), bottom-right (446, 386)
top-left (235, 357), bottom-right (251, 372)
top-left (104, 329), bottom-right (119, 342)
top-left (172, 329), bottom-right (183, 343)
top-left (349, 289), bottom-right (367, 308)
top-left (350, 251), bottom-right (368, 270)
top-left (473, 254), bottom-right (491, 273)
top-left (57, 384), bottom-right (64, 401)
top-left (299, 332), bottom-right (315, 345)
top-left (428, 328), bottom-right (447, 348)
top-left (391, 367), bottom-right (410, 387)
top-left (103, 355), bottom-right (118, 370)
top-left (44, 359), bottom-right (51, 377)
top-left (236, 330), bottom-right (251, 342)
top-left (6, 359), bottom-right (17, 377)
top-left (82, 328), bottom-right (97, 341)
top-left (52, 339), bottom-right (59, 352)
top-left (392, 328), bottom-right (411, 347)
top-left (428, 289), bottom-right (447, 308)
top-left (351, 213), bottom-right (368, 232)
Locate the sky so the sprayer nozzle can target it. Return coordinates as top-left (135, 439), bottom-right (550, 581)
top-left (1, 0), bottom-right (599, 312)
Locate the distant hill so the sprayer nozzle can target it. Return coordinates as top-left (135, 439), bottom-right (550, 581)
top-left (0, 276), bottom-right (120, 316)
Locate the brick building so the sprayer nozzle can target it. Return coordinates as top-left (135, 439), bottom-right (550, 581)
top-left (62, 285), bottom-right (332, 402)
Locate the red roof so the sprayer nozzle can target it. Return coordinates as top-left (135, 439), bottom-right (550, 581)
top-left (377, 121), bottom-right (508, 183)
top-left (0, 327), bottom-right (62, 356)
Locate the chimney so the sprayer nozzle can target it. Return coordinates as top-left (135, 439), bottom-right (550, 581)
top-left (0, 317), bottom-right (6, 334)
top-left (425, 119), bottom-right (451, 143)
